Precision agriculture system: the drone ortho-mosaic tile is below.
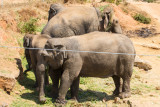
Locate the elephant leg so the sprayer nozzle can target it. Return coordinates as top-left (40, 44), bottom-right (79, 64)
top-left (112, 75), bottom-right (121, 95)
top-left (49, 68), bottom-right (61, 98)
top-left (24, 49), bottom-right (32, 74)
top-left (70, 76), bottom-right (80, 101)
top-left (33, 67), bottom-right (38, 88)
top-left (56, 70), bottom-right (78, 104)
top-left (45, 69), bottom-right (49, 86)
top-left (29, 50), bottom-right (38, 88)
top-left (36, 61), bottom-right (46, 103)
top-left (119, 66), bottom-right (133, 99)
top-left (119, 77), bottom-right (131, 99)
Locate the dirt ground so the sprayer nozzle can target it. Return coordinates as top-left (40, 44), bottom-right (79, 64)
top-left (0, 0), bottom-right (160, 107)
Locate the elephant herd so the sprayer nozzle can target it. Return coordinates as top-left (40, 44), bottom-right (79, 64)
top-left (23, 3), bottom-right (135, 104)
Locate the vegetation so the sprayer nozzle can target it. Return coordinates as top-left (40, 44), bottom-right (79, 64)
top-left (133, 13), bottom-right (151, 24)
top-left (143, 0), bottom-right (156, 3)
top-left (18, 18), bottom-right (38, 34)
top-left (99, 5), bottom-right (110, 12)
top-left (101, 0), bottom-right (122, 5)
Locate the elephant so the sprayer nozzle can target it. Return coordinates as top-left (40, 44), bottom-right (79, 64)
top-left (23, 34), bottom-right (51, 88)
top-left (48, 3), bottom-right (65, 21)
top-left (108, 19), bottom-right (122, 34)
top-left (23, 4), bottom-right (65, 74)
top-left (38, 31), bottom-right (136, 103)
top-left (100, 5), bottom-right (122, 34)
top-left (42, 5), bottom-right (122, 37)
top-left (23, 48), bottom-right (32, 74)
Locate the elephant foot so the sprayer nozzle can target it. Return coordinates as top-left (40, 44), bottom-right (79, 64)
top-left (56, 98), bottom-right (67, 104)
top-left (113, 89), bottom-right (120, 95)
top-left (70, 96), bottom-right (78, 102)
top-left (119, 92), bottom-right (131, 99)
top-left (39, 96), bottom-right (46, 104)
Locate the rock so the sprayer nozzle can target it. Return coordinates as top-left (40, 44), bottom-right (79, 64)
top-left (156, 86), bottom-right (160, 90)
top-left (114, 97), bottom-right (122, 104)
top-left (0, 103), bottom-right (8, 107)
top-left (149, 94), bottom-right (154, 97)
top-left (0, 28), bottom-right (21, 93)
top-left (141, 44), bottom-right (160, 50)
top-left (135, 75), bottom-right (141, 79)
top-left (134, 56), bottom-right (152, 71)
top-left (102, 97), bottom-right (107, 102)
top-left (123, 100), bottom-right (136, 107)
top-left (0, 76), bottom-right (16, 94)
top-left (15, 91), bottom-right (20, 94)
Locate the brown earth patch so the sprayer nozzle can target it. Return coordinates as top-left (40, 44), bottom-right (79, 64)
top-left (18, 8), bottom-right (37, 22)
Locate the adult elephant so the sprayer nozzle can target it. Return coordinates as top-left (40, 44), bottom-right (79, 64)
top-left (46, 4), bottom-right (122, 34)
top-left (38, 4), bottom-right (122, 103)
top-left (23, 4), bottom-right (64, 74)
top-left (38, 31), bottom-right (135, 104)
top-left (42, 5), bottom-right (122, 37)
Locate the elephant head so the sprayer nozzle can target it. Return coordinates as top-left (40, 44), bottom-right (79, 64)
top-left (23, 34), bottom-right (34, 47)
top-left (48, 3), bottom-right (65, 21)
top-left (41, 41), bottom-right (67, 69)
top-left (98, 6), bottom-right (115, 32)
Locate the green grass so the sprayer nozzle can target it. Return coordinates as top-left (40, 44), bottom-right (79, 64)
top-left (12, 34), bottom-right (158, 106)
top-left (99, 5), bottom-right (110, 12)
top-left (143, 0), bottom-right (156, 3)
top-left (36, 24), bottom-right (46, 33)
top-left (133, 13), bottom-right (151, 24)
top-left (18, 18), bottom-right (38, 34)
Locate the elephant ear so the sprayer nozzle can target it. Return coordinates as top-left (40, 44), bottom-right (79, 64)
top-left (50, 5), bottom-right (57, 15)
top-left (23, 36), bottom-right (30, 47)
top-left (48, 5), bottom-right (57, 21)
top-left (54, 45), bottom-right (67, 59)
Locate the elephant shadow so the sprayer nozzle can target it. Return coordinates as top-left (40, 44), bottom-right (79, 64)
top-left (66, 88), bottom-right (115, 103)
top-left (21, 87), bottom-right (115, 104)
top-left (20, 85), bottom-right (53, 104)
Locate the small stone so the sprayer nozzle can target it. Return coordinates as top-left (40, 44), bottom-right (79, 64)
top-left (21, 86), bottom-right (25, 90)
top-left (114, 97), bottom-right (121, 104)
top-left (150, 94), bottom-right (154, 97)
top-left (102, 97), bottom-right (107, 102)
top-left (123, 100), bottom-right (128, 103)
top-left (15, 91), bottom-right (20, 94)
top-left (156, 86), bottom-right (160, 90)
top-left (135, 75), bottom-right (140, 79)
top-left (134, 56), bottom-right (152, 71)
top-left (1, 103), bottom-right (9, 107)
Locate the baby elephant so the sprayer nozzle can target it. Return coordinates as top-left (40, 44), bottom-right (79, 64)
top-left (38, 31), bottom-right (136, 104)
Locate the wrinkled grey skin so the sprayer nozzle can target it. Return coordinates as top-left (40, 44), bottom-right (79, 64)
top-left (42, 6), bottom-right (100, 37)
top-left (23, 34), bottom-right (51, 89)
top-left (44, 4), bottom-right (122, 37)
top-left (38, 32), bottom-right (136, 103)
top-left (48, 4), bottom-right (65, 21)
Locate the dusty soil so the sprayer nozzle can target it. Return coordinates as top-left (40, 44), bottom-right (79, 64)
top-left (0, 0), bottom-right (160, 106)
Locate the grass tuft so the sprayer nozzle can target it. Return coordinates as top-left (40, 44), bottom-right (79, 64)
top-left (133, 13), bottom-right (151, 24)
